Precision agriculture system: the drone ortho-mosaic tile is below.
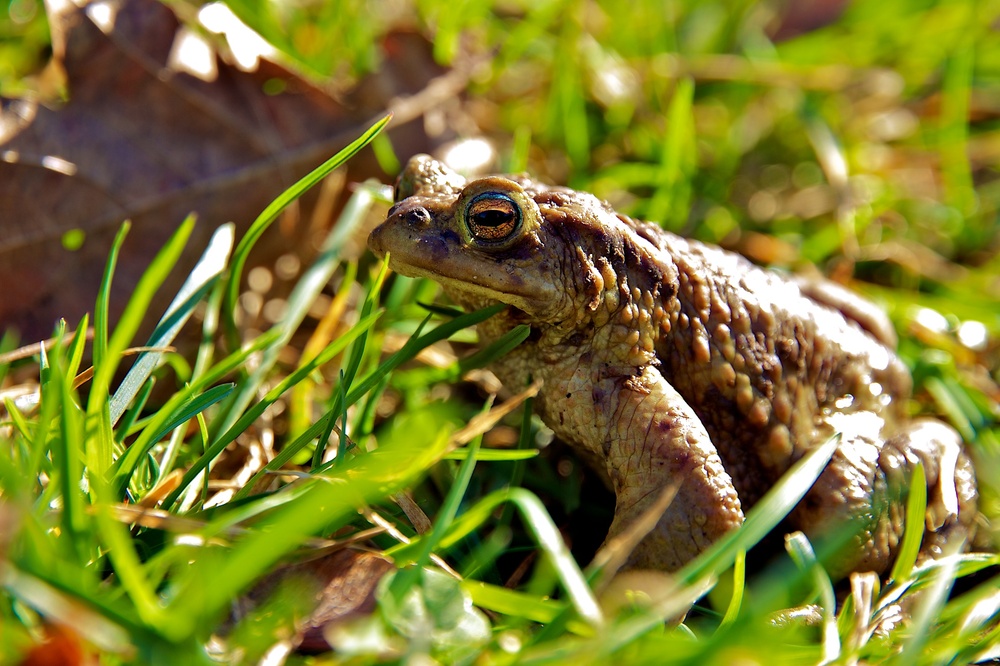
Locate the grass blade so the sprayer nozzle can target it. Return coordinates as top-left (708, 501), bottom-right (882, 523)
top-left (107, 329), bottom-right (281, 494)
top-left (109, 223), bottom-right (234, 425)
top-left (222, 183), bottom-right (379, 438)
top-left (386, 421), bottom-right (483, 603)
top-left (88, 216), bottom-right (196, 423)
top-left (389, 487), bottom-right (604, 629)
top-left (167, 412), bottom-right (453, 631)
top-left (890, 463), bottom-right (927, 583)
top-left (679, 433), bottom-right (840, 587)
top-left (224, 113), bottom-right (392, 329)
top-left (162, 310), bottom-right (383, 509)
top-left (93, 224), bottom-right (131, 370)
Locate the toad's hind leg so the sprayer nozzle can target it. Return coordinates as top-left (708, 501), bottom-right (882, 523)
top-left (789, 414), bottom-right (977, 578)
top-left (599, 366), bottom-right (746, 571)
top-left (882, 419), bottom-right (978, 563)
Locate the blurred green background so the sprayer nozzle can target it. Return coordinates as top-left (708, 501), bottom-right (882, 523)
top-left (2, 0), bottom-right (998, 662)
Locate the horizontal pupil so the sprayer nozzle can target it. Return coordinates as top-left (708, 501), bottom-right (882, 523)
top-left (474, 210), bottom-right (513, 228)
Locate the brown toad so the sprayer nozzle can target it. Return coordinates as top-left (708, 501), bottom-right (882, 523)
top-left (368, 154), bottom-right (978, 576)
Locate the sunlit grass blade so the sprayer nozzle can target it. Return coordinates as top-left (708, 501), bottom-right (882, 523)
top-left (88, 216), bottom-right (196, 424)
top-left (576, 433), bottom-right (841, 659)
top-left (313, 249), bottom-right (389, 468)
top-left (3, 397), bottom-right (32, 443)
top-left (648, 76), bottom-right (695, 229)
top-left (64, 316), bottom-right (88, 381)
top-left (343, 302), bottom-right (506, 408)
top-left (224, 113), bottom-right (392, 331)
top-left (718, 550), bottom-right (746, 628)
top-left (0, 564), bottom-right (136, 656)
top-left (87, 490), bottom-right (166, 632)
top-left (232, 302), bottom-right (506, 500)
top-left (109, 224), bottom-right (234, 425)
top-left (222, 183), bottom-right (379, 438)
top-left (93, 223), bottom-right (131, 370)
top-left (288, 261), bottom-right (357, 438)
top-left (925, 376), bottom-right (979, 442)
top-left (386, 420), bottom-right (482, 603)
top-left (107, 329), bottom-right (281, 495)
top-left (442, 448), bottom-right (537, 461)
top-left (145, 383), bottom-right (234, 446)
top-left (547, 23), bottom-right (589, 168)
top-left (679, 433), bottom-right (840, 587)
top-left (162, 310), bottom-right (383, 509)
top-left (389, 487), bottom-right (603, 629)
top-left (165, 415), bottom-right (453, 632)
top-left (890, 463), bottom-right (927, 583)
top-left (390, 323), bottom-right (530, 389)
top-left (49, 337), bottom-right (88, 562)
top-left (785, 532), bottom-right (839, 663)
top-left (940, 32), bottom-right (975, 219)
top-left (114, 378), bottom-right (155, 444)
top-left (462, 580), bottom-right (598, 635)
top-left (893, 544), bottom-right (962, 666)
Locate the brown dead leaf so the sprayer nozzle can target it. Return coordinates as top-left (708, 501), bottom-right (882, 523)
top-left (0, 0), bottom-right (467, 342)
top-left (229, 549), bottom-right (395, 654)
top-left (17, 624), bottom-right (96, 666)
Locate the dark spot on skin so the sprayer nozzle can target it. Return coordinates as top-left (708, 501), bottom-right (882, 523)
top-left (419, 232), bottom-right (459, 264)
top-left (593, 227), bottom-right (619, 259)
top-left (623, 236), bottom-right (667, 290)
top-left (592, 387), bottom-right (606, 403)
top-left (566, 392), bottom-right (572, 399)
top-left (652, 442), bottom-right (693, 470)
top-left (622, 241), bottom-right (641, 271)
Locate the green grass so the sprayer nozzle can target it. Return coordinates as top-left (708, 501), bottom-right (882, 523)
top-left (3, 0), bottom-right (1000, 663)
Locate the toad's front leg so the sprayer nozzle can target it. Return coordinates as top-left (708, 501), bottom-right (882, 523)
top-left (592, 366), bottom-right (746, 571)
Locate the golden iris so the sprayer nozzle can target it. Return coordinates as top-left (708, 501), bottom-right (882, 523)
top-left (465, 192), bottom-right (521, 244)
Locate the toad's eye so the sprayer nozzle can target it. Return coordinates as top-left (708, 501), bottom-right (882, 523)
top-left (465, 192), bottom-right (522, 245)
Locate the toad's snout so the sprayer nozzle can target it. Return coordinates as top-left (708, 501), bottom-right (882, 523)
top-left (369, 202), bottom-right (435, 259)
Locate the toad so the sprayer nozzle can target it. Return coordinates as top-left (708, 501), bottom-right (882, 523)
top-left (368, 155), bottom-right (977, 576)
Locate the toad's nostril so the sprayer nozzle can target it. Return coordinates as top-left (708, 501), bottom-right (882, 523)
top-left (404, 207), bottom-right (432, 226)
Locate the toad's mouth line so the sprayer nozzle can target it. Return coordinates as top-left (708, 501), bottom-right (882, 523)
top-left (384, 258), bottom-right (541, 313)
